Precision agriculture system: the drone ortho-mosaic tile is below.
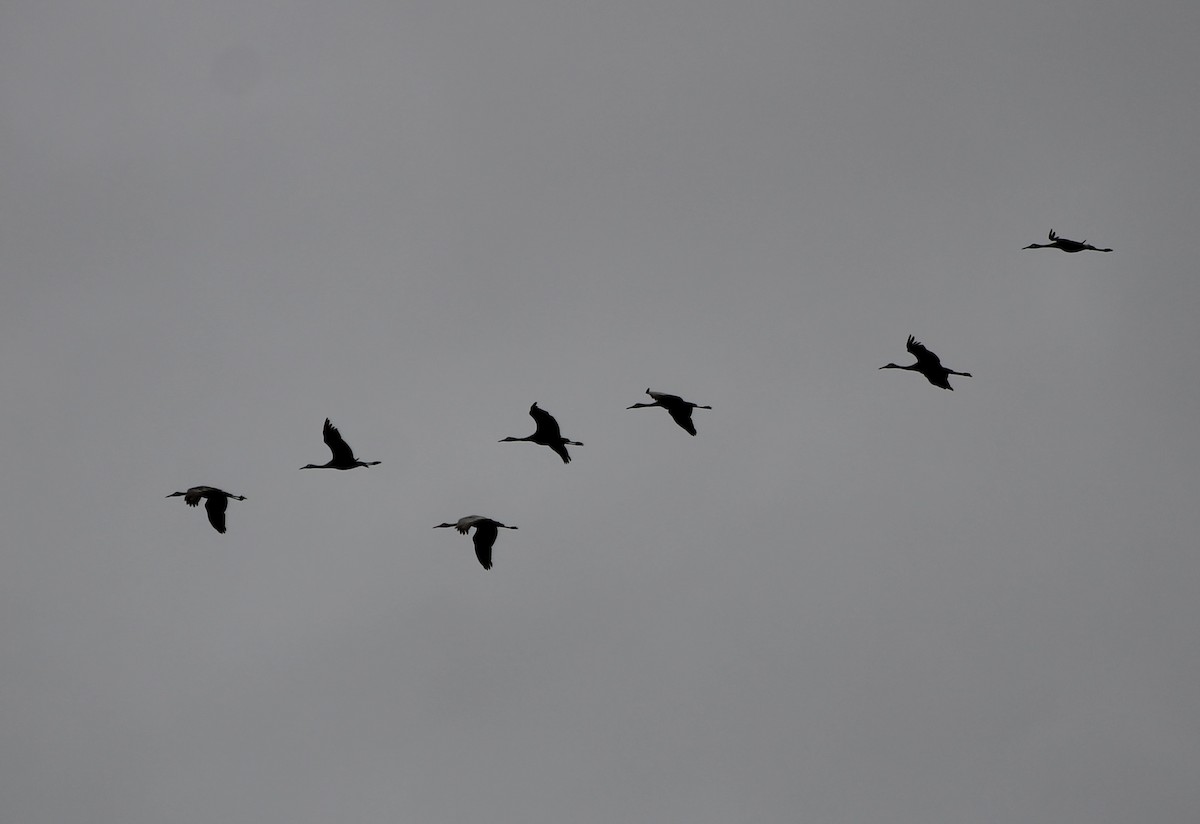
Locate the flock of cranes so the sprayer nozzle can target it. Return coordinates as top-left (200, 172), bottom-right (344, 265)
top-left (168, 227), bottom-right (1110, 565)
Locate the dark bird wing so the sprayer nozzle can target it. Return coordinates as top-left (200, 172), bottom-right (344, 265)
top-left (455, 515), bottom-right (483, 534)
top-left (664, 405), bottom-right (698, 436)
top-left (322, 418), bottom-right (357, 464)
top-left (472, 522), bottom-right (498, 570)
top-left (906, 335), bottom-right (944, 368)
top-left (528, 404), bottom-right (564, 441)
top-left (923, 371), bottom-right (953, 390)
top-left (204, 494), bottom-right (229, 534)
top-left (548, 440), bottom-right (573, 464)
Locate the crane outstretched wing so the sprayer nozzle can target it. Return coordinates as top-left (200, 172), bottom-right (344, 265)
top-left (472, 522), bottom-right (497, 570)
top-left (204, 495), bottom-right (229, 533)
top-left (664, 406), bottom-right (698, 435)
top-left (455, 515), bottom-right (483, 534)
top-left (528, 403), bottom-right (564, 441)
top-left (906, 335), bottom-right (943, 368)
top-left (322, 419), bottom-right (357, 464)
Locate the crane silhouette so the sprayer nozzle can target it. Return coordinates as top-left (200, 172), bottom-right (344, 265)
top-left (879, 335), bottom-right (973, 390)
top-left (300, 418), bottom-right (381, 470)
top-left (166, 486), bottom-right (246, 534)
top-left (1023, 229), bottom-right (1111, 253)
top-left (499, 403), bottom-right (583, 464)
top-left (627, 389), bottom-right (712, 436)
top-left (434, 516), bottom-right (518, 570)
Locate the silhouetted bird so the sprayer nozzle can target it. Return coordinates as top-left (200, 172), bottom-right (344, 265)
top-left (879, 335), bottom-right (973, 390)
top-left (300, 418), bottom-right (381, 470)
top-left (1023, 229), bottom-right (1111, 253)
top-left (434, 515), bottom-right (518, 570)
top-left (166, 486), bottom-right (246, 534)
top-left (499, 403), bottom-right (583, 464)
top-left (627, 389), bottom-right (712, 436)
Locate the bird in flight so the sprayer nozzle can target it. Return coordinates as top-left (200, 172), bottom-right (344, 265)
top-left (499, 403), bottom-right (583, 464)
top-left (879, 335), bottom-right (973, 390)
top-left (166, 486), bottom-right (246, 534)
top-left (1022, 229), bottom-right (1111, 253)
top-left (627, 389), bottom-right (712, 436)
top-left (434, 515), bottom-right (518, 570)
top-left (300, 418), bottom-right (381, 470)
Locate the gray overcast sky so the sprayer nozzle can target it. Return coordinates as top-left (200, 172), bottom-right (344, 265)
top-left (2, 1), bottom-right (1199, 822)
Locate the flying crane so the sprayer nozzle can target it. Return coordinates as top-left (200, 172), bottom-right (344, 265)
top-left (499, 403), bottom-right (583, 464)
top-left (626, 389), bottom-right (712, 436)
top-left (879, 336), bottom-right (973, 390)
top-left (1023, 229), bottom-right (1111, 253)
top-left (434, 516), bottom-right (518, 570)
top-left (166, 486), bottom-right (246, 534)
top-left (300, 418), bottom-right (381, 470)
